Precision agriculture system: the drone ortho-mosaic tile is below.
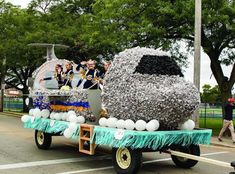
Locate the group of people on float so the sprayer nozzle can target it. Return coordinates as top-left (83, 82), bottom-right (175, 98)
top-left (40, 60), bottom-right (111, 89)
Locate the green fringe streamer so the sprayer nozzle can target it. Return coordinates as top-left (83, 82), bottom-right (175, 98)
top-left (23, 117), bottom-right (212, 149)
top-left (91, 126), bottom-right (212, 150)
top-left (23, 117), bottom-right (80, 139)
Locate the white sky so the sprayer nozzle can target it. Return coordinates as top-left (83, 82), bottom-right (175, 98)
top-left (5, 0), bottom-right (235, 93)
top-left (183, 51), bottom-right (234, 92)
top-left (6, 0), bottom-right (31, 8)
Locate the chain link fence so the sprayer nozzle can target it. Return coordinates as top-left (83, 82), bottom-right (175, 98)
top-left (199, 103), bottom-right (235, 135)
top-left (3, 96), bottom-right (23, 112)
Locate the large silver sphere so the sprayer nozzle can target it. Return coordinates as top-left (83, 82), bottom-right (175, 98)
top-left (102, 47), bottom-right (200, 129)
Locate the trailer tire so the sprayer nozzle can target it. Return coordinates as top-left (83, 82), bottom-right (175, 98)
top-left (35, 130), bottom-right (52, 150)
top-left (171, 144), bottom-right (200, 168)
top-left (112, 147), bottom-right (142, 174)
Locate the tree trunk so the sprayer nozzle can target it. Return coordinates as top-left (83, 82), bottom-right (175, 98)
top-left (207, 51), bottom-right (233, 117)
top-left (0, 77), bottom-right (3, 112)
top-left (220, 91), bottom-right (231, 117)
top-left (0, 58), bottom-right (6, 112)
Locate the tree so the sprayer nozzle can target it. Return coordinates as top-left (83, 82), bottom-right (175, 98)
top-left (0, 4), bottom-right (46, 111)
top-left (77, 0), bottom-right (235, 115)
top-left (0, 0), bottom-right (15, 112)
top-left (0, 0), bottom-right (82, 112)
top-left (201, 84), bottom-right (221, 104)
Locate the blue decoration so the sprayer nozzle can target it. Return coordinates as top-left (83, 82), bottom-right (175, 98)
top-left (33, 95), bottom-right (50, 110)
top-left (50, 101), bottom-right (90, 108)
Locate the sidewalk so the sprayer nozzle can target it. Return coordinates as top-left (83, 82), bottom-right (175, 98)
top-left (211, 136), bottom-right (235, 148)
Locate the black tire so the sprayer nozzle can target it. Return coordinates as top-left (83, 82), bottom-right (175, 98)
top-left (35, 130), bottom-right (52, 150)
top-left (171, 144), bottom-right (200, 168)
top-left (112, 147), bottom-right (142, 174)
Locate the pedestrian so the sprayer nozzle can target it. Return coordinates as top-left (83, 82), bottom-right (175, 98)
top-left (40, 64), bottom-right (64, 89)
top-left (218, 97), bottom-right (235, 143)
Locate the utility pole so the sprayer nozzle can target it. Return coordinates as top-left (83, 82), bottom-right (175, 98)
top-left (0, 57), bottom-right (6, 112)
top-left (193, 0), bottom-right (202, 127)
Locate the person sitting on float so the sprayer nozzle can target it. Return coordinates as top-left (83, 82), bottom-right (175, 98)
top-left (40, 64), bottom-right (64, 89)
top-left (99, 60), bottom-right (111, 86)
top-left (76, 59), bottom-right (101, 89)
top-left (100, 60), bottom-right (111, 79)
top-left (63, 62), bottom-right (74, 88)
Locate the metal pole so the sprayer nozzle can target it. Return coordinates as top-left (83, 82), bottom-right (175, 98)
top-left (193, 0), bottom-right (202, 127)
top-left (204, 103), bottom-right (206, 127)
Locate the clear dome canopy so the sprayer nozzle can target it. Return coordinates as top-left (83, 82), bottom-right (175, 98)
top-left (33, 59), bottom-right (79, 90)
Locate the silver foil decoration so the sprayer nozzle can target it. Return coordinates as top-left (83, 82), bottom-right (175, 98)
top-left (102, 47), bottom-right (200, 129)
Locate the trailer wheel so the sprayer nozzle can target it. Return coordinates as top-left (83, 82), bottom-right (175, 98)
top-left (35, 130), bottom-right (52, 150)
top-left (171, 144), bottom-right (200, 168)
top-left (112, 147), bottom-right (142, 174)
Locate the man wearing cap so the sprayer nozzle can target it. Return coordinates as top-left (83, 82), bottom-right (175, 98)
top-left (218, 98), bottom-right (235, 143)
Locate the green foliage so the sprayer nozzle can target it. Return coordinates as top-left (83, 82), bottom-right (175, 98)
top-left (201, 84), bottom-right (221, 103)
top-left (1, 0), bottom-right (235, 112)
top-left (78, 0), bottom-right (235, 105)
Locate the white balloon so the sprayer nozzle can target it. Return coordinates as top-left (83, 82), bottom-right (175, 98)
top-left (135, 120), bottom-right (147, 131)
top-left (99, 117), bottom-right (107, 127)
top-left (50, 112), bottom-right (55, 119)
top-left (68, 110), bottom-right (76, 116)
top-left (21, 115), bottom-right (30, 123)
top-left (185, 119), bottom-right (195, 130)
top-left (146, 121), bottom-right (157, 131)
top-left (60, 112), bottom-right (65, 121)
top-left (66, 114), bottom-right (70, 122)
top-left (69, 114), bottom-right (77, 123)
top-left (68, 122), bottom-right (78, 132)
top-left (54, 113), bottom-right (61, 120)
top-left (25, 97), bottom-right (29, 106)
top-left (29, 109), bottom-right (34, 116)
top-left (63, 128), bottom-right (73, 139)
top-left (77, 116), bottom-right (85, 123)
top-left (33, 108), bottom-right (41, 118)
top-left (41, 109), bottom-right (50, 118)
top-left (107, 117), bottom-right (118, 128)
top-left (180, 121), bottom-right (190, 130)
top-left (124, 119), bottom-right (135, 130)
top-left (61, 112), bottom-right (65, 120)
top-left (116, 119), bottom-right (125, 129)
top-left (149, 119), bottom-right (160, 130)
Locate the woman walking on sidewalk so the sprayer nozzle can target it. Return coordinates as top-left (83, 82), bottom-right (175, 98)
top-left (218, 98), bottom-right (235, 143)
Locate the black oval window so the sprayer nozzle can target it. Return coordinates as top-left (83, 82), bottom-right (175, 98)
top-left (134, 55), bottom-right (183, 77)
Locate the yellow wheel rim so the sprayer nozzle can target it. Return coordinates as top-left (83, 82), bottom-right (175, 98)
top-left (116, 148), bottom-right (131, 169)
top-left (175, 148), bottom-right (189, 162)
top-left (37, 131), bottom-right (44, 145)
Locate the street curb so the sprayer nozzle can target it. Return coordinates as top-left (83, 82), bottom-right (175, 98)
top-left (210, 142), bottom-right (235, 148)
top-left (0, 112), bottom-right (23, 118)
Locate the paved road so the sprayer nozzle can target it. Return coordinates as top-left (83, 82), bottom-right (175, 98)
top-left (0, 114), bottom-right (234, 174)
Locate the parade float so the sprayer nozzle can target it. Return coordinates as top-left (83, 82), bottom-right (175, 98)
top-left (22, 47), bottom-right (235, 174)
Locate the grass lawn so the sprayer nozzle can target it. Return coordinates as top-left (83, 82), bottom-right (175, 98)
top-left (199, 118), bottom-right (235, 135)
